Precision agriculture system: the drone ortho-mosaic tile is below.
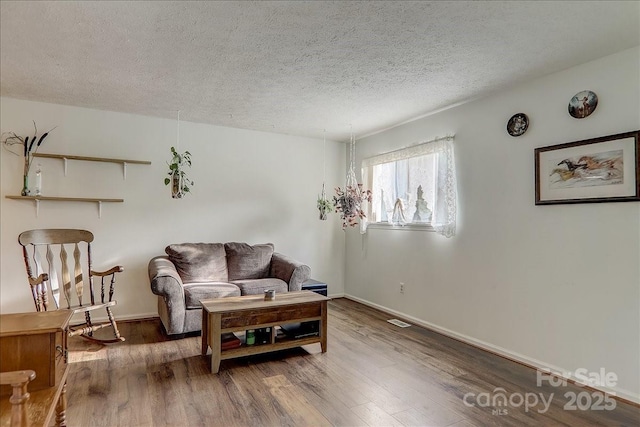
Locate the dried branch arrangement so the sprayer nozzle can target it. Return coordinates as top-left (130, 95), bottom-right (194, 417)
top-left (1, 121), bottom-right (56, 195)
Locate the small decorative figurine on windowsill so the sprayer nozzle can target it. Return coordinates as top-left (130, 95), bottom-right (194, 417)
top-left (412, 185), bottom-right (432, 223)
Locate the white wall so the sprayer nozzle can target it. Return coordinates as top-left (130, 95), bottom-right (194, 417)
top-left (1, 47), bottom-right (637, 404)
top-left (1, 98), bottom-right (346, 319)
top-left (345, 47), bottom-right (640, 402)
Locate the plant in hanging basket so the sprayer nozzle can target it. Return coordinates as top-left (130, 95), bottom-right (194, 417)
top-left (317, 196), bottom-right (334, 220)
top-left (334, 131), bottom-right (371, 229)
top-left (333, 184), bottom-right (372, 229)
top-left (317, 182), bottom-right (334, 220)
top-left (164, 146), bottom-right (194, 198)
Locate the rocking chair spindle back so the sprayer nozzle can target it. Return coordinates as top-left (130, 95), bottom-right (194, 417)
top-left (18, 229), bottom-right (125, 344)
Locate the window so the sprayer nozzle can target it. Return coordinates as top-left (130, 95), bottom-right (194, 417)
top-left (360, 136), bottom-right (457, 237)
top-left (370, 153), bottom-right (437, 225)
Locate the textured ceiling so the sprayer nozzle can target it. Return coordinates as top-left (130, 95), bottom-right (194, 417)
top-left (1, 1), bottom-right (638, 141)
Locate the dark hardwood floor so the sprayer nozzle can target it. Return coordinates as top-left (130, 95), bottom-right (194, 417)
top-left (67, 298), bottom-right (640, 426)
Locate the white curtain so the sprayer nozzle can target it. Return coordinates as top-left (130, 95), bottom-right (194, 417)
top-left (360, 136), bottom-right (457, 238)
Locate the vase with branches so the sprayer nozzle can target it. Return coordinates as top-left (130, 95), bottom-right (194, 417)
top-left (1, 121), bottom-right (55, 196)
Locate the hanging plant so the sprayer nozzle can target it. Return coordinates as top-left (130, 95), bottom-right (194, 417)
top-left (334, 183), bottom-right (372, 229)
top-left (317, 183), bottom-right (333, 220)
top-left (315, 131), bottom-right (334, 221)
top-left (334, 132), bottom-right (371, 229)
top-left (317, 197), bottom-right (334, 220)
top-left (164, 146), bottom-right (194, 198)
top-left (1, 121), bottom-right (56, 196)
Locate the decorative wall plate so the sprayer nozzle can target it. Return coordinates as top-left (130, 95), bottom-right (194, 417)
top-left (507, 113), bottom-right (529, 137)
top-left (568, 90), bottom-right (598, 119)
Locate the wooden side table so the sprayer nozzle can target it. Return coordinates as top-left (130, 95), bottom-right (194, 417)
top-left (0, 310), bottom-right (73, 427)
top-left (302, 279), bottom-right (328, 296)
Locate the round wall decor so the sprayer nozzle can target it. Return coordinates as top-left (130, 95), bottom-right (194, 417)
top-left (507, 113), bottom-right (529, 137)
top-left (568, 90), bottom-right (598, 119)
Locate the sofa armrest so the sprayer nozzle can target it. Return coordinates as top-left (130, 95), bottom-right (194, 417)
top-left (149, 256), bottom-right (188, 335)
top-left (270, 252), bottom-right (311, 292)
top-left (149, 256), bottom-right (185, 297)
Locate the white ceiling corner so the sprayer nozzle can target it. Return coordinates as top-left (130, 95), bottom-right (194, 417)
top-left (1, 1), bottom-right (638, 142)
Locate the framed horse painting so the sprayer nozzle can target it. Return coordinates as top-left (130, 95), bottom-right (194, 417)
top-left (535, 130), bottom-right (640, 205)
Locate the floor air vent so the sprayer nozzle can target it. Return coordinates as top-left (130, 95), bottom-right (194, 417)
top-left (387, 319), bottom-right (411, 328)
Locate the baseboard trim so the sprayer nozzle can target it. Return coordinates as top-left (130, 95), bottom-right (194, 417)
top-left (70, 312), bottom-right (159, 325)
top-left (343, 293), bottom-right (640, 406)
top-left (116, 314), bottom-right (160, 323)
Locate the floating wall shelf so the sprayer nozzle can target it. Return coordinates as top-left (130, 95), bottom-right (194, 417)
top-left (5, 195), bottom-right (123, 218)
top-left (32, 153), bottom-right (151, 179)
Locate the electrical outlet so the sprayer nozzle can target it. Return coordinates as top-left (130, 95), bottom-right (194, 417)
top-left (400, 282), bottom-right (405, 293)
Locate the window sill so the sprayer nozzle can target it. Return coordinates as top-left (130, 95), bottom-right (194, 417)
top-left (365, 222), bottom-right (435, 232)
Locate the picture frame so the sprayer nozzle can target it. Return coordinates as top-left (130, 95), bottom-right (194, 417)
top-left (535, 130), bottom-right (640, 205)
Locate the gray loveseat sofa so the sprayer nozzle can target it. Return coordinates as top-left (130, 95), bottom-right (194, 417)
top-left (148, 242), bottom-right (311, 335)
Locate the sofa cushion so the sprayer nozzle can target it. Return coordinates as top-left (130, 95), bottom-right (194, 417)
top-left (184, 282), bottom-right (241, 309)
top-left (224, 242), bottom-right (274, 280)
top-left (165, 243), bottom-right (228, 283)
top-left (230, 278), bottom-right (288, 296)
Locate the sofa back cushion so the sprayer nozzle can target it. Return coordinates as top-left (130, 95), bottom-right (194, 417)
top-left (225, 242), bottom-right (274, 280)
top-left (165, 243), bottom-right (228, 283)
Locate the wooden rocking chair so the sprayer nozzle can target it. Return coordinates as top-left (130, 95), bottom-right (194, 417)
top-left (18, 229), bottom-right (125, 344)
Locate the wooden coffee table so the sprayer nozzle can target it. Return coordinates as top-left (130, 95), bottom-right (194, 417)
top-left (201, 290), bottom-right (329, 373)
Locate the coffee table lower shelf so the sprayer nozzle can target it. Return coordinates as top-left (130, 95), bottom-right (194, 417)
top-left (201, 291), bottom-right (329, 373)
top-left (219, 332), bottom-right (322, 360)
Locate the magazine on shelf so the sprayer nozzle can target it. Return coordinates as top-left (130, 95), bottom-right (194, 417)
top-left (221, 332), bottom-right (241, 349)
